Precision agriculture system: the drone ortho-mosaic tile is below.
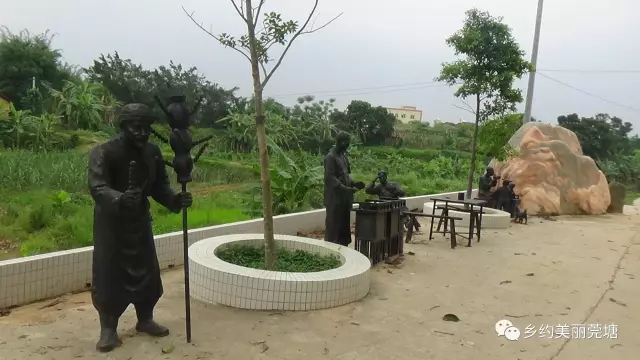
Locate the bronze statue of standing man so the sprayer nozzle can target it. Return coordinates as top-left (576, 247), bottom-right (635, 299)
top-left (88, 103), bottom-right (192, 352)
top-left (323, 132), bottom-right (364, 246)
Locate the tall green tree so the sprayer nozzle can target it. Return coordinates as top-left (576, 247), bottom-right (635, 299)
top-left (0, 27), bottom-right (67, 106)
top-left (183, 0), bottom-right (342, 269)
top-left (85, 52), bottom-right (241, 127)
top-left (436, 9), bottom-right (531, 199)
top-left (85, 52), bottom-right (153, 105)
top-left (477, 113), bottom-right (522, 160)
top-left (557, 113), bottom-right (633, 161)
top-left (290, 95), bottom-right (338, 152)
top-left (330, 100), bottom-right (396, 146)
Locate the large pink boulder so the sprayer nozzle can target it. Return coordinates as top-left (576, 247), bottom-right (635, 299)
top-left (490, 123), bottom-right (610, 215)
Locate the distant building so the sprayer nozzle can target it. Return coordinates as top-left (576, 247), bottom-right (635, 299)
top-left (387, 105), bottom-right (423, 124)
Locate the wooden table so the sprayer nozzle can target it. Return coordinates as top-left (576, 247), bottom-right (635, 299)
top-left (428, 197), bottom-right (487, 247)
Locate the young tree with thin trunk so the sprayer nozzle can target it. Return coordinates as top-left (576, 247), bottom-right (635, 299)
top-left (436, 9), bottom-right (531, 199)
top-left (182, 1), bottom-right (342, 269)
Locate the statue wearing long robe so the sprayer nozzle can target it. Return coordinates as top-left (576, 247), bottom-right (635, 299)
top-left (89, 136), bottom-right (180, 320)
top-left (323, 146), bottom-right (356, 246)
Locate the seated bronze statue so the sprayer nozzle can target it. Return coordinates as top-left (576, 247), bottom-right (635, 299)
top-left (478, 166), bottom-right (499, 206)
top-left (365, 170), bottom-right (420, 232)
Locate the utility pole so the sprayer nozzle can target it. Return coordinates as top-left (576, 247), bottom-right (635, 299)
top-left (522, 0), bottom-right (544, 124)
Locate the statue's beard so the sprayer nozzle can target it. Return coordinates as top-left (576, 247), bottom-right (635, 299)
top-left (126, 135), bottom-right (149, 148)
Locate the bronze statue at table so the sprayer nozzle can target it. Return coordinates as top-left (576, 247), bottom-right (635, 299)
top-left (365, 170), bottom-right (405, 199)
top-left (493, 179), bottom-right (513, 212)
top-left (88, 103), bottom-right (193, 352)
top-left (323, 131), bottom-right (365, 246)
top-left (478, 166), bottom-right (499, 205)
top-left (365, 170), bottom-right (420, 232)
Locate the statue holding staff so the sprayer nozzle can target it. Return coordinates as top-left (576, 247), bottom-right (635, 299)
top-left (88, 103), bottom-right (192, 352)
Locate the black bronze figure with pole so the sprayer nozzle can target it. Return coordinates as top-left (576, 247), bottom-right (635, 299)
top-left (88, 103), bottom-right (194, 353)
top-left (151, 94), bottom-right (214, 343)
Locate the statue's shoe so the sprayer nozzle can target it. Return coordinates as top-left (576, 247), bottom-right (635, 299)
top-left (96, 329), bottom-right (122, 352)
top-left (136, 320), bottom-right (170, 337)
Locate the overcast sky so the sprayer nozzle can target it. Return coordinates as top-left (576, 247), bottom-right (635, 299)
top-left (3, 0), bottom-right (639, 127)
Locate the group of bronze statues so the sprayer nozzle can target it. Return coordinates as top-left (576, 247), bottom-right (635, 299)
top-left (477, 166), bottom-right (520, 217)
top-left (91, 100), bottom-right (495, 352)
top-left (322, 131), bottom-right (418, 246)
top-left (89, 99), bottom-right (526, 351)
top-left (88, 104), bottom-right (411, 352)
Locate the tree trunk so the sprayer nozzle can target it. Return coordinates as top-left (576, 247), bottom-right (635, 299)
top-left (464, 94), bottom-right (482, 200)
top-left (245, 0), bottom-right (277, 270)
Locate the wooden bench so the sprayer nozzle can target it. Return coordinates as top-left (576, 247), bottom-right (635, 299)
top-left (404, 212), bottom-right (463, 249)
top-left (435, 204), bottom-right (484, 247)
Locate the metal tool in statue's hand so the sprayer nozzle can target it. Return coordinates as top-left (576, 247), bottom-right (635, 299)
top-left (151, 95), bottom-right (213, 185)
top-left (124, 161), bottom-right (142, 210)
top-left (128, 161), bottom-right (137, 191)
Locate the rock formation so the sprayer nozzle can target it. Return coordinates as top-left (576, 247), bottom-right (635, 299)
top-left (490, 122), bottom-right (610, 215)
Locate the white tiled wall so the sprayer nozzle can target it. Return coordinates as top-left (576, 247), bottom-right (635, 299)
top-left (0, 190), bottom-right (474, 309)
top-left (189, 234), bottom-right (372, 311)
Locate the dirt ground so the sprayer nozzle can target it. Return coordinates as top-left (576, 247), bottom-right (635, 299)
top-left (1, 207), bottom-right (639, 360)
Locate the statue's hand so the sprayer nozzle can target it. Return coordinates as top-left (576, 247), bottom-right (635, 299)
top-left (121, 188), bottom-right (142, 208)
top-left (174, 191), bottom-right (193, 209)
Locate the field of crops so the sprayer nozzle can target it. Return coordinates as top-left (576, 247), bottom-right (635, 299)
top-left (0, 143), bottom-right (480, 258)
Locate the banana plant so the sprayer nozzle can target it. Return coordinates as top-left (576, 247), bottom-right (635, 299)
top-left (45, 80), bottom-right (106, 130)
top-left (246, 136), bottom-right (324, 216)
top-left (0, 104), bottom-right (32, 148)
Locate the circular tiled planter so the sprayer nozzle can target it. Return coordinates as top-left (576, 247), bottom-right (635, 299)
top-left (422, 202), bottom-right (511, 229)
top-left (188, 234), bottom-right (371, 311)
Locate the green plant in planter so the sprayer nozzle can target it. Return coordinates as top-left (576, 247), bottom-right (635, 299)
top-left (217, 244), bottom-right (341, 272)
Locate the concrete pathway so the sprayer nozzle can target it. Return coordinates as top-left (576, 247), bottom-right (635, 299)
top-left (0, 211), bottom-right (638, 360)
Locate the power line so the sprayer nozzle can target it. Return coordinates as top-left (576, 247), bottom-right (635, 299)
top-left (537, 72), bottom-right (640, 113)
top-left (267, 82), bottom-right (454, 98)
top-left (267, 81), bottom-right (442, 97)
top-left (538, 69), bottom-right (640, 74)
top-left (266, 68), bottom-right (640, 105)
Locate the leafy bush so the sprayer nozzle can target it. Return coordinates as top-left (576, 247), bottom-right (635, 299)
top-left (245, 139), bottom-right (324, 217)
top-left (216, 111), bottom-right (299, 152)
top-left (365, 146), bottom-right (471, 162)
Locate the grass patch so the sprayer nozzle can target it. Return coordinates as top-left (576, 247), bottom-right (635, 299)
top-left (216, 244), bottom-right (342, 272)
top-left (624, 190), bottom-right (640, 205)
top-left (0, 141), bottom-right (480, 258)
top-left (0, 188), bottom-right (251, 256)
